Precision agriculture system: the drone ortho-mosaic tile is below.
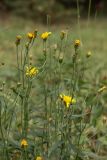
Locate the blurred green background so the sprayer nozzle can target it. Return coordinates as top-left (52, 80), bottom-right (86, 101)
top-left (0, 0), bottom-right (107, 23)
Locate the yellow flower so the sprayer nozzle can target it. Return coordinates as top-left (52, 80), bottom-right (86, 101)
top-left (41, 32), bottom-right (52, 41)
top-left (15, 35), bottom-right (22, 45)
top-left (27, 32), bottom-right (35, 40)
top-left (21, 139), bottom-right (28, 148)
top-left (26, 66), bottom-right (38, 77)
top-left (74, 40), bottom-right (80, 48)
top-left (98, 86), bottom-right (107, 93)
top-left (60, 94), bottom-right (76, 108)
top-left (36, 156), bottom-right (43, 160)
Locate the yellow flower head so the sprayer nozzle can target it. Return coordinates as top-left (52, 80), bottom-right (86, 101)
top-left (15, 35), bottom-right (22, 45)
top-left (26, 66), bottom-right (38, 77)
top-left (36, 156), bottom-right (43, 160)
top-left (60, 94), bottom-right (76, 108)
top-left (74, 40), bottom-right (80, 48)
top-left (98, 86), bottom-right (107, 93)
top-left (41, 32), bottom-right (52, 41)
top-left (27, 32), bottom-right (35, 40)
top-left (21, 139), bottom-right (28, 148)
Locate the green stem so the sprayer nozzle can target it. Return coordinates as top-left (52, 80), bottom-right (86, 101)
top-left (87, 0), bottom-right (92, 27)
top-left (76, 0), bottom-right (81, 40)
top-left (16, 46), bottom-right (20, 81)
top-left (23, 80), bottom-right (32, 138)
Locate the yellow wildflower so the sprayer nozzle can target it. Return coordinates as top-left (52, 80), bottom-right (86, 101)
top-left (27, 32), bottom-right (35, 40)
top-left (98, 86), bottom-right (107, 93)
top-left (21, 139), bottom-right (28, 148)
top-left (26, 66), bottom-right (38, 77)
top-left (41, 32), bottom-right (52, 41)
top-left (60, 94), bottom-right (76, 108)
top-left (74, 39), bottom-right (80, 48)
top-left (36, 156), bottom-right (43, 160)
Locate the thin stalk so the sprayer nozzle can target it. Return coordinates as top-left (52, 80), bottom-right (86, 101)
top-left (87, 0), bottom-right (92, 27)
top-left (94, 9), bottom-right (98, 22)
top-left (22, 43), bottom-right (30, 89)
top-left (23, 80), bottom-right (32, 138)
top-left (76, 0), bottom-right (81, 40)
top-left (16, 46), bottom-right (20, 81)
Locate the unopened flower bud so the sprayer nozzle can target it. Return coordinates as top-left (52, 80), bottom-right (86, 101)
top-left (0, 88), bottom-right (3, 92)
top-left (34, 29), bottom-right (38, 38)
top-left (29, 54), bottom-right (33, 60)
top-left (15, 35), bottom-right (22, 46)
top-left (60, 30), bottom-right (66, 40)
top-left (17, 82), bottom-right (21, 87)
top-left (1, 62), bottom-right (5, 66)
top-left (25, 42), bottom-right (29, 49)
top-left (53, 44), bottom-right (57, 51)
top-left (86, 51), bottom-right (92, 58)
top-left (59, 55), bottom-right (63, 64)
top-left (2, 81), bottom-right (5, 85)
top-left (10, 85), bottom-right (15, 90)
top-left (102, 116), bottom-right (107, 124)
top-left (74, 39), bottom-right (80, 48)
top-left (49, 117), bottom-right (52, 122)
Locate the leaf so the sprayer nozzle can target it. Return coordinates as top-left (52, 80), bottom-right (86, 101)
top-left (83, 151), bottom-right (107, 160)
top-left (48, 140), bottom-right (64, 157)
